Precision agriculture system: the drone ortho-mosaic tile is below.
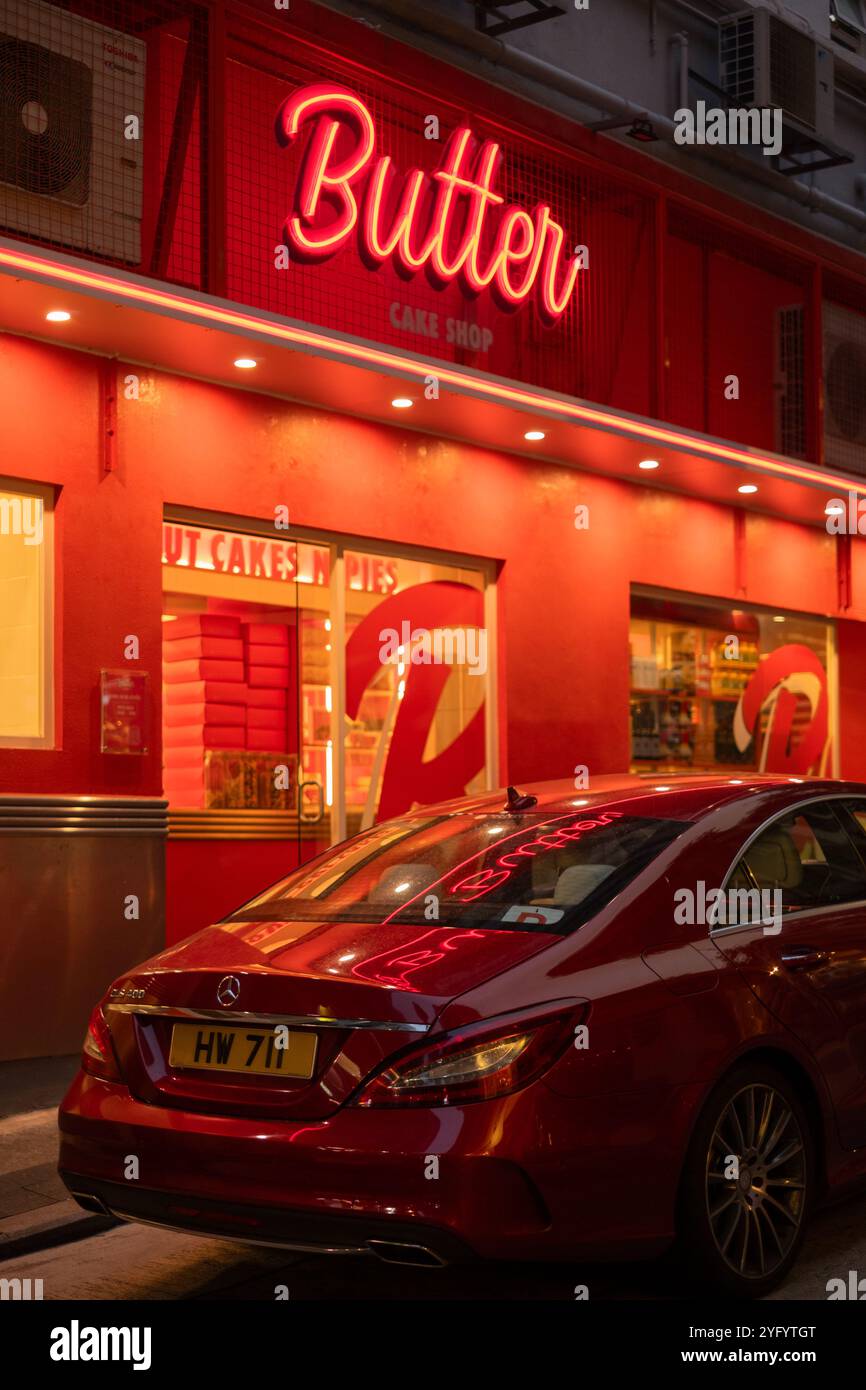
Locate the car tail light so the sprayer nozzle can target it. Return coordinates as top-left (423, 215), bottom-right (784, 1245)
top-left (354, 1003), bottom-right (586, 1109)
top-left (82, 1005), bottom-right (122, 1082)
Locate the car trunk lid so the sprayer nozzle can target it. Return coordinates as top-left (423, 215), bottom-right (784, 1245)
top-left (106, 917), bottom-right (557, 1119)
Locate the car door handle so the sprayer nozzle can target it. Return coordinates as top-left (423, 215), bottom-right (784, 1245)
top-left (780, 947), bottom-right (830, 972)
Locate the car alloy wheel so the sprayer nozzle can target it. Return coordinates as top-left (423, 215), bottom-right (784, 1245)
top-left (678, 1063), bottom-right (813, 1296)
top-left (706, 1082), bottom-right (807, 1281)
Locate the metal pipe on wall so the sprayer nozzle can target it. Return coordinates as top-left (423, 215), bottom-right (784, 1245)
top-left (315, 0), bottom-right (866, 239)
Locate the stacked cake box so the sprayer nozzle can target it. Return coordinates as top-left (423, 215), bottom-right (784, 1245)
top-left (163, 615), bottom-right (247, 807)
top-left (243, 622), bottom-right (290, 752)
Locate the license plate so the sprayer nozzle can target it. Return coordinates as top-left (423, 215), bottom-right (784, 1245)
top-left (169, 1023), bottom-right (317, 1079)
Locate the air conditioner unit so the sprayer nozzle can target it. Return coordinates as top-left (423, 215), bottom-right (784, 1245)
top-left (719, 7), bottom-right (835, 144)
top-left (824, 302), bottom-right (866, 475)
top-left (0, 0), bottom-right (145, 263)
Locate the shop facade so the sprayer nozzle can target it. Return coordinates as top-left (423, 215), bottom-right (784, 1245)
top-left (3, 0), bottom-right (866, 1058)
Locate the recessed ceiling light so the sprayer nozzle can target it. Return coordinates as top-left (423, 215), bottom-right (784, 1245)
top-left (234, 357), bottom-right (257, 369)
top-left (524, 429), bottom-right (546, 441)
top-left (738, 484), bottom-right (758, 494)
top-left (773, 615), bottom-right (786, 623)
top-left (639, 459), bottom-right (660, 470)
top-left (654, 785), bottom-right (671, 791)
top-left (825, 501), bottom-right (845, 515)
top-left (45, 309), bottom-right (71, 322)
top-left (391, 396), bottom-right (413, 409)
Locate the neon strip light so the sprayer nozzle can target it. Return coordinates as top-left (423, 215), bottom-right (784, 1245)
top-left (275, 84), bottom-right (580, 322)
top-left (1, 242), bottom-right (861, 496)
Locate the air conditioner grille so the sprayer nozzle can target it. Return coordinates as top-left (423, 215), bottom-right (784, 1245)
top-left (720, 14), bottom-right (756, 106)
top-left (769, 15), bottom-right (817, 130)
top-left (776, 306), bottom-right (805, 459)
top-left (824, 302), bottom-right (866, 476)
top-left (0, 36), bottom-right (91, 203)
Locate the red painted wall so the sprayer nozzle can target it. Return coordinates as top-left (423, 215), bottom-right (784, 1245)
top-left (2, 333), bottom-right (865, 936)
top-left (666, 234), bottom-right (806, 451)
top-left (0, 334), bottom-right (163, 797)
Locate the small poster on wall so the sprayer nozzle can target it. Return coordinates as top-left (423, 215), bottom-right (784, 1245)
top-left (100, 670), bottom-right (149, 755)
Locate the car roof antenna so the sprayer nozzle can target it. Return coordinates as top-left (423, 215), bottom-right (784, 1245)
top-left (506, 785), bottom-right (538, 812)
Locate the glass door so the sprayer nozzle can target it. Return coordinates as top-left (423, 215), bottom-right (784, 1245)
top-left (161, 523), bottom-right (331, 861)
top-left (337, 545), bottom-right (492, 838)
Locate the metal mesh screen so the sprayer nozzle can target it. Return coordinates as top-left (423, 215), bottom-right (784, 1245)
top-left (824, 300), bottom-right (866, 476)
top-left (0, 0), bottom-right (656, 411)
top-left (769, 13), bottom-right (817, 130)
top-left (223, 5), bottom-right (655, 408)
top-left (665, 206), bottom-right (811, 458)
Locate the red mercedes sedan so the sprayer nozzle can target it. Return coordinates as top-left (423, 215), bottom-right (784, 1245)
top-left (59, 775), bottom-right (866, 1296)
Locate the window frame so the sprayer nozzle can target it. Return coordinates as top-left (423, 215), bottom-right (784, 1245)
top-left (0, 477), bottom-right (55, 750)
top-left (629, 583), bottom-right (839, 779)
top-left (710, 794), bottom-right (866, 936)
top-left (162, 505), bottom-right (499, 843)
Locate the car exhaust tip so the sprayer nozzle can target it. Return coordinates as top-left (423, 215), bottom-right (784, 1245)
top-left (68, 1190), bottom-right (110, 1215)
top-left (366, 1239), bottom-right (448, 1268)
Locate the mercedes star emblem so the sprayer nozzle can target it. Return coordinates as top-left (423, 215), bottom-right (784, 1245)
top-left (216, 974), bottom-right (241, 1007)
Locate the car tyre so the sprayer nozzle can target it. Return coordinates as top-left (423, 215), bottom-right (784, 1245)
top-left (677, 1062), bottom-right (814, 1298)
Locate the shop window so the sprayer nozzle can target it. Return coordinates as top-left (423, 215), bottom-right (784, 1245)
top-left (162, 520), bottom-right (496, 846)
top-left (161, 522), bottom-right (331, 830)
top-left (629, 591), bottom-right (835, 776)
top-left (343, 550), bottom-right (489, 836)
top-left (0, 480), bottom-right (53, 748)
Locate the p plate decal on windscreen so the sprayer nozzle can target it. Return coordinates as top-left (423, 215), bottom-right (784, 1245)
top-left (500, 906), bottom-right (565, 926)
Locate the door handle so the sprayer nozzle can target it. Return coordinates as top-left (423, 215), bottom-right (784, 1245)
top-left (780, 947), bottom-right (830, 972)
top-left (299, 778), bottom-right (325, 824)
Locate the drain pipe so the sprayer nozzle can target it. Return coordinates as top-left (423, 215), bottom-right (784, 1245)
top-left (319, 0), bottom-right (866, 240)
top-left (671, 31), bottom-right (689, 114)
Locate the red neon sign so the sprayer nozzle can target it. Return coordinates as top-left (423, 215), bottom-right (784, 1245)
top-left (276, 84), bottom-right (582, 323)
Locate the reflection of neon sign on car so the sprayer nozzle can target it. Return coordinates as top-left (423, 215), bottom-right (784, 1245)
top-left (450, 812), bottom-right (623, 902)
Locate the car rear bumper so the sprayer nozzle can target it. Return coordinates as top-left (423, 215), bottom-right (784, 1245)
top-left (59, 1173), bottom-right (474, 1266)
top-left (58, 1067), bottom-right (688, 1261)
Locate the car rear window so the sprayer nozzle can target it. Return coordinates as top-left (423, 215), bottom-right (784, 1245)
top-left (228, 808), bottom-right (687, 934)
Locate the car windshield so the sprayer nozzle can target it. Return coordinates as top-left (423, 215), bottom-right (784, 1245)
top-left (227, 808), bottom-right (687, 935)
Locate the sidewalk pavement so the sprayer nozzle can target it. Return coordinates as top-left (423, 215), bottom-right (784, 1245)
top-left (0, 1055), bottom-right (116, 1260)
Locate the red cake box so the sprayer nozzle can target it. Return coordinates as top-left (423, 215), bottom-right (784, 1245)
top-left (242, 623), bottom-right (289, 646)
top-left (246, 665), bottom-right (291, 688)
top-left (244, 686), bottom-right (288, 708)
top-left (246, 730), bottom-right (285, 752)
top-left (164, 636), bottom-right (244, 662)
top-left (163, 748), bottom-right (209, 769)
top-left (162, 769), bottom-right (206, 807)
top-left (245, 642), bottom-right (290, 667)
top-left (247, 707), bottom-right (286, 731)
top-left (163, 615), bottom-right (241, 640)
top-left (164, 702), bottom-right (245, 728)
top-left (163, 659), bottom-right (245, 684)
top-left (162, 681), bottom-right (249, 705)
top-left (164, 725), bottom-right (244, 750)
